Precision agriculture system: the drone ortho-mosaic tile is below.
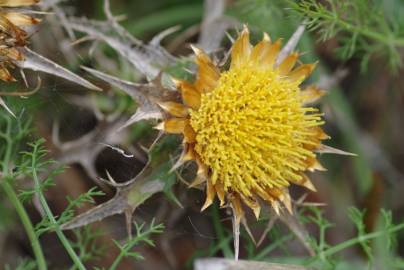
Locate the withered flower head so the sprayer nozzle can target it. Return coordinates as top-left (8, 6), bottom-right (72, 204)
top-left (0, 0), bottom-right (40, 81)
top-left (158, 26), bottom-right (330, 224)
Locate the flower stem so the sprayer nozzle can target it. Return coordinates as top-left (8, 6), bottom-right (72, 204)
top-left (1, 180), bottom-right (47, 270)
top-left (0, 134), bottom-right (47, 270)
top-left (30, 143), bottom-right (86, 270)
top-left (306, 223), bottom-right (404, 265)
top-left (322, 223), bottom-right (404, 257)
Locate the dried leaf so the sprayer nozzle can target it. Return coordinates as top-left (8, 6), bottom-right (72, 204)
top-left (198, 0), bottom-right (238, 53)
top-left (16, 47), bottom-right (101, 91)
top-left (81, 66), bottom-right (155, 105)
top-left (67, 17), bottom-right (175, 79)
top-left (61, 159), bottom-right (168, 236)
top-left (82, 66), bottom-right (172, 128)
top-left (60, 177), bottom-right (164, 231)
top-left (54, 117), bottom-right (131, 182)
top-left (60, 195), bottom-right (127, 230)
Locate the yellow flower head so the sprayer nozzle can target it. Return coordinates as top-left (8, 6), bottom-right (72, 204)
top-left (158, 26), bottom-right (328, 223)
top-left (0, 0), bottom-right (40, 81)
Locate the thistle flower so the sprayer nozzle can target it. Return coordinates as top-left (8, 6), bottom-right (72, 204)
top-left (158, 26), bottom-right (330, 224)
top-left (0, 0), bottom-right (40, 81)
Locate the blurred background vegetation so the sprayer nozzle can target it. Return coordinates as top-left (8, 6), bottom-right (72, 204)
top-left (1, 0), bottom-right (404, 269)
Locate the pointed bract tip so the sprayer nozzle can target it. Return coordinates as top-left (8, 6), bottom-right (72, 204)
top-left (304, 180), bottom-right (317, 192)
top-left (263, 32), bottom-right (271, 42)
top-left (242, 24), bottom-right (249, 34)
top-left (274, 38), bottom-right (283, 46)
top-left (154, 122), bottom-right (165, 131)
top-left (156, 101), bottom-right (174, 112)
top-left (219, 200), bottom-right (226, 207)
top-left (308, 159), bottom-right (327, 172)
top-left (272, 201), bottom-right (280, 215)
top-left (201, 200), bottom-right (212, 212)
top-left (156, 101), bottom-right (165, 109)
top-left (283, 194), bottom-right (293, 214)
top-left (310, 61), bottom-right (319, 71)
top-left (253, 205), bottom-right (261, 220)
top-left (190, 44), bottom-right (203, 56)
top-left (171, 77), bottom-right (182, 88)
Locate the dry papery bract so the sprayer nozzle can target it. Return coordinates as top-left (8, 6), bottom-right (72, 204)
top-left (0, 0), bottom-right (102, 115)
top-left (0, 0), bottom-right (40, 82)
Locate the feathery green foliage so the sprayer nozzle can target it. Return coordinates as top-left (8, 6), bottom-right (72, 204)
top-left (0, 106), bottom-right (165, 269)
top-left (287, 0), bottom-right (404, 71)
top-left (302, 207), bottom-right (404, 270)
top-left (109, 220), bottom-right (164, 270)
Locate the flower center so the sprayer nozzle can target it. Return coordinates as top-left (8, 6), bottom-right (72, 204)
top-left (190, 63), bottom-right (323, 197)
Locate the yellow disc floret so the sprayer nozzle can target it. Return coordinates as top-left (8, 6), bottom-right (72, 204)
top-left (190, 61), bottom-right (323, 198)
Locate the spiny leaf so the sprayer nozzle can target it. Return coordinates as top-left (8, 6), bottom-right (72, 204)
top-left (82, 67), bottom-right (170, 129)
top-left (60, 195), bottom-right (127, 230)
top-left (53, 117), bottom-right (131, 182)
top-left (16, 47), bottom-right (102, 91)
top-left (60, 158), bottom-right (170, 235)
top-left (66, 17), bottom-right (175, 79)
top-left (198, 0), bottom-right (238, 53)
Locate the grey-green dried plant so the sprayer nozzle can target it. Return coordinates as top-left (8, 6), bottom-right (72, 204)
top-left (60, 135), bottom-right (178, 237)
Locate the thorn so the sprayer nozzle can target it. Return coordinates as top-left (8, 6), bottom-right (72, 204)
top-left (200, 200), bottom-right (212, 212)
top-left (283, 193), bottom-right (293, 214)
top-left (125, 209), bottom-right (133, 240)
top-left (232, 208), bottom-right (241, 261)
top-left (263, 32), bottom-right (271, 42)
top-left (242, 24), bottom-right (249, 35)
top-left (154, 122), bottom-right (165, 131)
top-left (272, 201), bottom-right (280, 215)
top-left (105, 170), bottom-right (117, 184)
top-left (171, 77), bottom-right (182, 88)
top-left (303, 180), bottom-right (317, 192)
top-left (190, 44), bottom-right (203, 56)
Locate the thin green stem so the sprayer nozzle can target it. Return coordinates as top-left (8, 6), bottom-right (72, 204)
top-left (109, 249), bottom-right (126, 270)
top-left (1, 130), bottom-right (47, 270)
top-left (322, 12), bottom-right (404, 46)
top-left (31, 144), bottom-right (86, 270)
top-left (253, 234), bottom-right (293, 260)
top-left (300, 5), bottom-right (404, 47)
top-left (109, 228), bottom-right (151, 270)
top-left (306, 223), bottom-right (404, 265)
top-left (1, 180), bottom-right (47, 270)
top-left (322, 223), bottom-right (404, 257)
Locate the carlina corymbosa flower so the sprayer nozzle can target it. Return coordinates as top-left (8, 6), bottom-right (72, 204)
top-left (157, 25), bottom-right (335, 255)
top-left (0, 0), bottom-right (40, 81)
